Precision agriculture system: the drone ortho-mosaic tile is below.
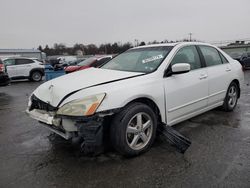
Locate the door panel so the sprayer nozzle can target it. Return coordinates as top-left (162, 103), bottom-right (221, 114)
top-left (15, 59), bottom-right (33, 77)
top-left (165, 69), bottom-right (208, 124)
top-left (198, 46), bottom-right (232, 106)
top-left (164, 45), bottom-right (208, 124)
top-left (206, 64), bottom-right (232, 105)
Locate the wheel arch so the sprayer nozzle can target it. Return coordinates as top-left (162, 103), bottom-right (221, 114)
top-left (123, 97), bottom-right (164, 124)
top-left (29, 68), bottom-right (44, 77)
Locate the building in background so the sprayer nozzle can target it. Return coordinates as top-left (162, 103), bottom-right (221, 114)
top-left (0, 49), bottom-right (46, 60)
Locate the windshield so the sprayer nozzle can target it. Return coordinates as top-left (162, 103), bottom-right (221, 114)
top-left (78, 57), bottom-right (96, 66)
top-left (101, 46), bottom-right (173, 73)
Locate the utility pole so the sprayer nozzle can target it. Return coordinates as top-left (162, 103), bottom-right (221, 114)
top-left (188, 33), bottom-right (193, 41)
top-left (134, 39), bottom-right (139, 47)
top-left (104, 44), bottom-right (107, 54)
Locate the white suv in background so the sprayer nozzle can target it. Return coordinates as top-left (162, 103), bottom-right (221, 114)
top-left (2, 57), bottom-right (44, 81)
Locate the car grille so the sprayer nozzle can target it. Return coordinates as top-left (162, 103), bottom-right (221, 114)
top-left (29, 95), bottom-right (57, 112)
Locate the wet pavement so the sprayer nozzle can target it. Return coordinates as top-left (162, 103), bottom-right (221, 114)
top-left (0, 72), bottom-right (250, 188)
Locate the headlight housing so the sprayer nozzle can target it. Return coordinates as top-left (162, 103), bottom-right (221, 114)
top-left (57, 93), bottom-right (106, 116)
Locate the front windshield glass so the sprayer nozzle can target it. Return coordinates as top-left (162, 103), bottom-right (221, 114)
top-left (78, 57), bottom-right (96, 66)
top-left (101, 46), bottom-right (173, 73)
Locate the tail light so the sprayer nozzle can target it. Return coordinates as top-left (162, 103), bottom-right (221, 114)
top-left (0, 64), bottom-right (5, 73)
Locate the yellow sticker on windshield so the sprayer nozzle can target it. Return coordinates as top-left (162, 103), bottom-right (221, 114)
top-left (142, 54), bottom-right (163, 64)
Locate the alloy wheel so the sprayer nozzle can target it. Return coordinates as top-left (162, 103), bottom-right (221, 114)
top-left (32, 72), bottom-right (41, 81)
top-left (228, 85), bottom-right (237, 109)
top-left (126, 112), bottom-right (153, 150)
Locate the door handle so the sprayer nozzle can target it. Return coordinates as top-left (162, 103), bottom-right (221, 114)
top-left (199, 74), bottom-right (208, 80)
top-left (226, 68), bottom-right (231, 72)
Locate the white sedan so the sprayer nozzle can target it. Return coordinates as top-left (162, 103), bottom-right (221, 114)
top-left (26, 42), bottom-right (244, 156)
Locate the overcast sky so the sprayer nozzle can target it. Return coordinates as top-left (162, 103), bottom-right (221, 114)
top-left (0, 0), bottom-right (250, 48)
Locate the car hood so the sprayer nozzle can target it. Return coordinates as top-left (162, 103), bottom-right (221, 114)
top-left (33, 68), bottom-right (143, 107)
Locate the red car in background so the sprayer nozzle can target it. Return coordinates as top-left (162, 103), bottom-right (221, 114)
top-left (64, 55), bottom-right (112, 73)
top-left (0, 59), bottom-right (10, 86)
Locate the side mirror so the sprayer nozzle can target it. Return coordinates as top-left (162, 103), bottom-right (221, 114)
top-left (172, 63), bottom-right (190, 74)
top-left (164, 63), bottom-right (191, 77)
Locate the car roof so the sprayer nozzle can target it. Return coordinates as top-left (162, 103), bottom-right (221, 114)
top-left (2, 57), bottom-right (35, 60)
top-left (132, 42), bottom-right (215, 50)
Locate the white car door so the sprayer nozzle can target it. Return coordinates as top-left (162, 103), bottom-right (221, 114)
top-left (15, 59), bottom-right (33, 77)
top-left (4, 59), bottom-right (16, 78)
top-left (198, 45), bottom-right (232, 106)
top-left (164, 45), bottom-right (208, 125)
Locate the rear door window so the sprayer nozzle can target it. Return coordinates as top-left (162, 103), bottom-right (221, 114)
top-left (16, 59), bottom-right (34, 65)
top-left (219, 53), bottom-right (229, 64)
top-left (199, 46), bottom-right (223, 66)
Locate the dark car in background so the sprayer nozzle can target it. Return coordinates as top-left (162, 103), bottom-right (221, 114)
top-left (230, 52), bottom-right (250, 69)
top-left (64, 55), bottom-right (112, 73)
top-left (239, 52), bottom-right (250, 69)
top-left (0, 59), bottom-right (10, 86)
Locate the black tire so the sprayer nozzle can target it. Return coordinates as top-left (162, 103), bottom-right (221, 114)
top-left (110, 102), bottom-right (157, 157)
top-left (222, 82), bottom-right (239, 111)
top-left (30, 71), bottom-right (42, 82)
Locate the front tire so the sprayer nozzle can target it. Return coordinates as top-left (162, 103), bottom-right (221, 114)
top-left (110, 102), bottom-right (157, 157)
top-left (30, 71), bottom-right (42, 82)
top-left (222, 82), bottom-right (239, 111)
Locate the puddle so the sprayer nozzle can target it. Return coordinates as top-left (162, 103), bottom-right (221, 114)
top-left (0, 93), bottom-right (12, 106)
top-left (188, 112), bottom-right (241, 128)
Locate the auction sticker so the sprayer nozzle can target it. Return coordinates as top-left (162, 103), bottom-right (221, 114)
top-left (142, 54), bottom-right (163, 64)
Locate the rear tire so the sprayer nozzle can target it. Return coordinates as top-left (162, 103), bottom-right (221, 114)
top-left (110, 102), bottom-right (157, 157)
top-left (222, 82), bottom-right (239, 111)
top-left (30, 71), bottom-right (42, 82)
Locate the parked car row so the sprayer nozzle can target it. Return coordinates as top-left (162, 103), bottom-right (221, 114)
top-left (64, 55), bottom-right (112, 73)
top-left (0, 55), bottom-right (113, 85)
top-left (47, 56), bottom-right (78, 67)
top-left (1, 57), bottom-right (45, 82)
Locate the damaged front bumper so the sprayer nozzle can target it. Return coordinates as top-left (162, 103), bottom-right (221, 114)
top-left (26, 108), bottom-right (116, 154)
top-left (26, 109), bottom-right (72, 139)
